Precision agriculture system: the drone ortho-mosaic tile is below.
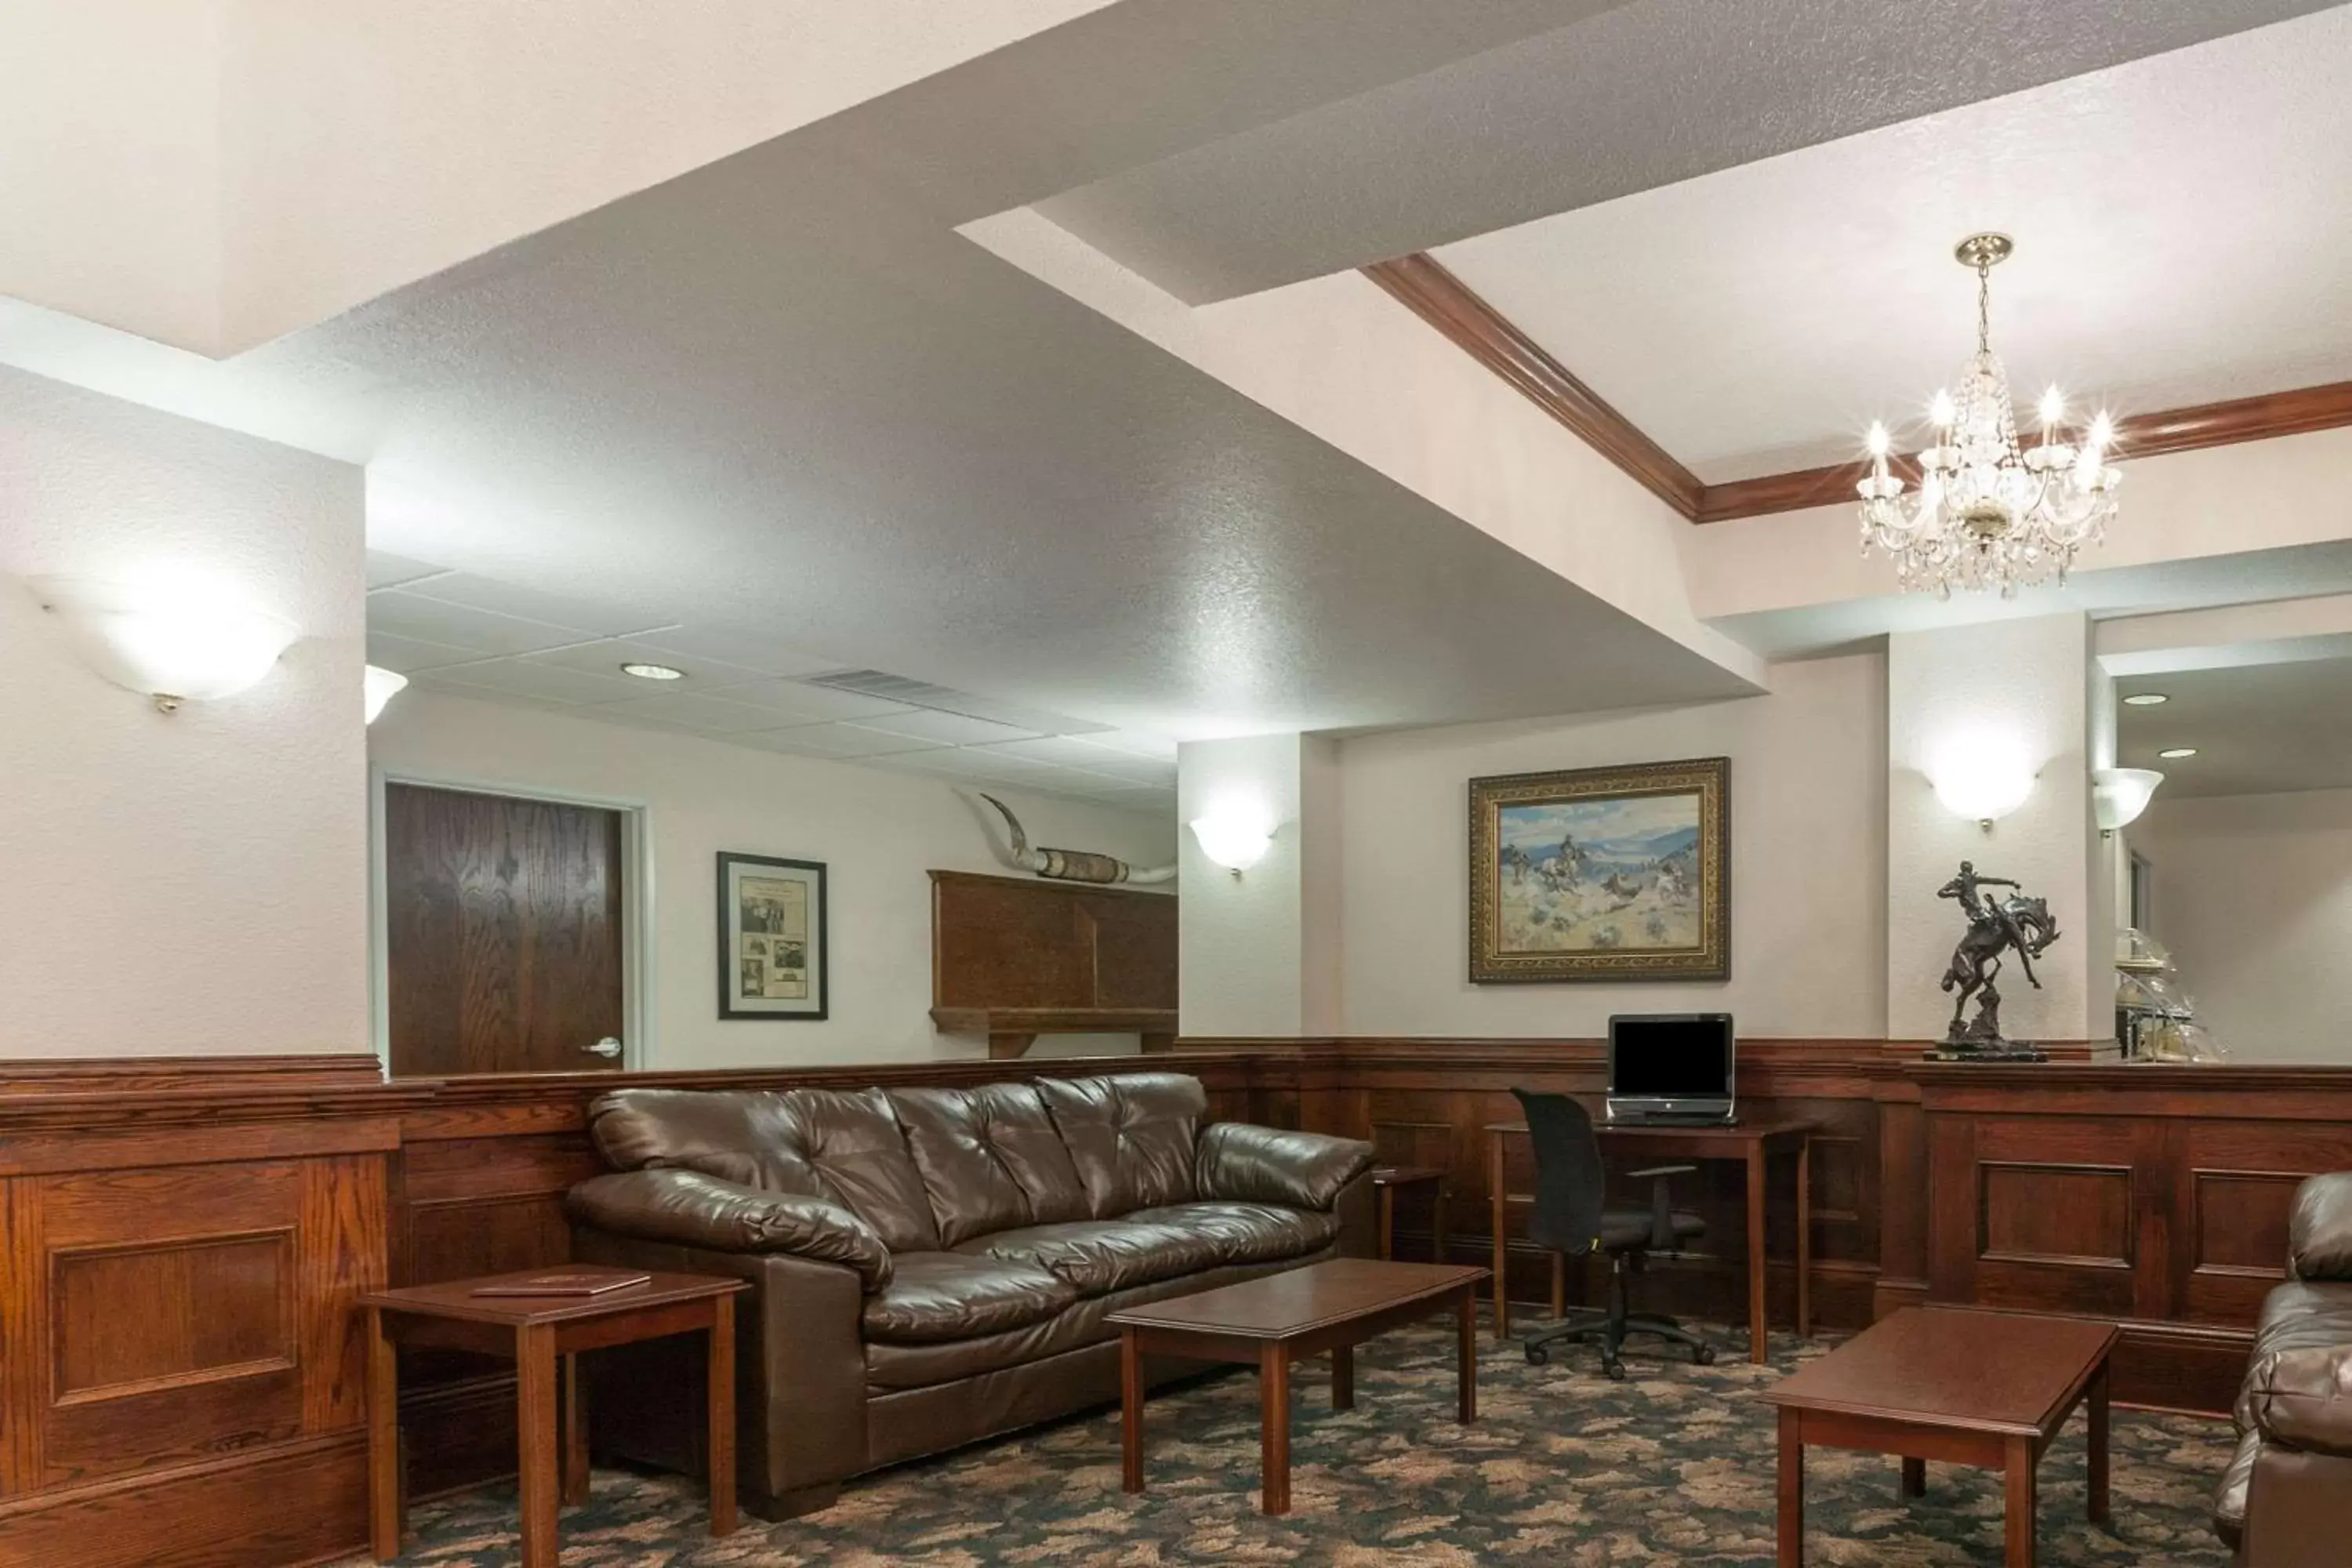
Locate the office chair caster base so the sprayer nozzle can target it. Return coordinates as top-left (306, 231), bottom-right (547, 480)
top-left (1523, 1341), bottom-right (1551, 1367)
top-left (1601, 1356), bottom-right (1626, 1381)
top-left (1693, 1344), bottom-right (1717, 1366)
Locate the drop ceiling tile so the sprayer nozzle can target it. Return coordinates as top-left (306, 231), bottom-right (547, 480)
top-left (365, 550), bottom-right (450, 591)
top-left (590, 691), bottom-right (798, 733)
top-left (412, 659), bottom-right (647, 706)
top-left (852, 710), bottom-right (1044, 746)
top-left (1071, 728), bottom-right (1180, 760)
top-left (524, 638), bottom-right (775, 689)
top-left (891, 749), bottom-right (1069, 782)
top-left (1062, 754), bottom-right (1179, 786)
top-left (626, 626), bottom-right (844, 679)
top-left (745, 723), bottom-right (948, 757)
top-left (715, 681), bottom-right (919, 723)
top-left (968, 735), bottom-right (1148, 768)
top-left (366, 630), bottom-right (492, 673)
top-left (367, 590), bottom-right (601, 656)
top-left (396, 572), bottom-right (674, 639)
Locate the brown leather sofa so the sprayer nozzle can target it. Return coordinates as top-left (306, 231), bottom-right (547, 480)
top-left (2214, 1171), bottom-right (2352, 1565)
top-left (565, 1071), bottom-right (1374, 1518)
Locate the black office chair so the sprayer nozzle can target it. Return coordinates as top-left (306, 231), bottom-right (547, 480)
top-left (1511, 1087), bottom-right (1716, 1380)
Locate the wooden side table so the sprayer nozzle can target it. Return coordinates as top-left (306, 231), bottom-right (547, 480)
top-left (361, 1269), bottom-right (749, 1568)
top-left (1367, 1165), bottom-right (1447, 1262)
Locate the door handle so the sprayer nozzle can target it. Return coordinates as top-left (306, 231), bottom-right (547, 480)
top-left (585, 1037), bottom-right (622, 1059)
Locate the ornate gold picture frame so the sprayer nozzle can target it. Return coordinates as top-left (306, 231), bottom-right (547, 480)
top-left (1468, 756), bottom-right (1730, 983)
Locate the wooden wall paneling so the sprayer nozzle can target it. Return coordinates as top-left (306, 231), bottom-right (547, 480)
top-left (928, 872), bottom-right (1178, 1053)
top-left (0, 1054), bottom-right (385, 1096)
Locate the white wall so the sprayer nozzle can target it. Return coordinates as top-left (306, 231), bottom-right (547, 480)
top-left (1176, 733), bottom-right (1341, 1037)
top-left (1886, 614), bottom-right (2099, 1044)
top-left (1336, 652), bottom-right (1888, 1038)
top-left (368, 689), bottom-right (1176, 1067)
top-left (2133, 789), bottom-right (2352, 1063)
top-left (0, 366), bottom-right (368, 1057)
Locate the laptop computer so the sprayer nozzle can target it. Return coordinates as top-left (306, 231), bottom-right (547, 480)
top-left (1605, 1012), bottom-right (1736, 1126)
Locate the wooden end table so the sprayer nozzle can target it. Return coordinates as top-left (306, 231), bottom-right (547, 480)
top-left (1368, 1165), bottom-right (1447, 1261)
top-left (1107, 1258), bottom-right (1487, 1515)
top-left (362, 1269), bottom-right (750, 1568)
top-left (1761, 1307), bottom-right (2116, 1568)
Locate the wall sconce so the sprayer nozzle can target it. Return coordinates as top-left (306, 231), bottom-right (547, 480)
top-left (364, 664), bottom-right (410, 724)
top-left (1189, 803), bottom-right (1274, 877)
top-left (33, 575), bottom-right (297, 713)
top-left (1927, 733), bottom-right (2036, 830)
top-left (2092, 767), bottom-right (2162, 836)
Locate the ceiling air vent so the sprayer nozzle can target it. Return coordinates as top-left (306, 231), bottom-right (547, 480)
top-left (800, 669), bottom-right (1109, 735)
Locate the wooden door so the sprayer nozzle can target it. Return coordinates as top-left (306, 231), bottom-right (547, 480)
top-left (385, 783), bottom-right (626, 1076)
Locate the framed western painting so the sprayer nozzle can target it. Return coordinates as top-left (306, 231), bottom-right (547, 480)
top-left (1468, 756), bottom-right (1730, 982)
top-left (718, 852), bottom-right (829, 1019)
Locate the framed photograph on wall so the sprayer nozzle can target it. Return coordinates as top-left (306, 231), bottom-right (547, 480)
top-left (718, 852), bottom-right (829, 1019)
top-left (1468, 756), bottom-right (1730, 983)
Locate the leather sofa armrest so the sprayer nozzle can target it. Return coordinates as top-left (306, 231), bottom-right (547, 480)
top-left (2249, 1345), bottom-right (2352, 1457)
top-left (1195, 1122), bottom-right (1374, 1210)
top-left (567, 1169), bottom-right (892, 1291)
top-left (2288, 1173), bottom-right (2352, 1281)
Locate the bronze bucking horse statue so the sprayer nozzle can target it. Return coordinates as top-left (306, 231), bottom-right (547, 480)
top-left (1936, 860), bottom-right (2061, 1053)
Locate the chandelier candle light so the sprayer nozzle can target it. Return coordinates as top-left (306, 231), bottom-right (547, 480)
top-left (1859, 234), bottom-right (2122, 597)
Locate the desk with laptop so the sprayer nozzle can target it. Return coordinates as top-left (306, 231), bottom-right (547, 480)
top-left (1484, 1012), bottom-right (1814, 1361)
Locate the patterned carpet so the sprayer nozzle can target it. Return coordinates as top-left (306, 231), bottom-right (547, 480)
top-left (354, 1323), bottom-right (2234, 1566)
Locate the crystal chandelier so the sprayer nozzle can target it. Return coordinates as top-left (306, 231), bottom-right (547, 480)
top-left (1858, 234), bottom-right (2122, 597)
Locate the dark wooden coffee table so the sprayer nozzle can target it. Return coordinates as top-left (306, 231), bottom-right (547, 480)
top-left (1762, 1307), bottom-right (2116, 1568)
top-left (1108, 1258), bottom-right (1487, 1515)
top-left (362, 1269), bottom-right (748, 1568)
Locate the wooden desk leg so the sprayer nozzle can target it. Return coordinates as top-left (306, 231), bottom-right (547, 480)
top-left (1432, 1181), bottom-right (1448, 1265)
top-left (1377, 1184), bottom-right (1396, 1261)
top-left (1900, 1457), bottom-right (1926, 1499)
top-left (2087, 1360), bottom-right (2111, 1526)
top-left (1455, 1290), bottom-right (1477, 1424)
top-left (515, 1323), bottom-right (560, 1568)
top-left (367, 1308), bottom-right (402, 1563)
top-left (560, 1353), bottom-right (589, 1508)
top-left (2004, 1435), bottom-right (2037, 1568)
top-left (1120, 1328), bottom-right (1144, 1494)
top-left (1330, 1343), bottom-right (1354, 1410)
top-left (1746, 1144), bottom-right (1769, 1364)
top-left (1776, 1406), bottom-right (1804, 1567)
top-left (1488, 1131), bottom-right (1509, 1340)
top-left (1258, 1345), bottom-right (1291, 1515)
top-left (1795, 1136), bottom-right (1813, 1342)
top-left (707, 1295), bottom-right (738, 1536)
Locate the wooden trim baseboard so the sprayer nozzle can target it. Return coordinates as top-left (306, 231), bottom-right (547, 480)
top-left (0, 1052), bottom-right (384, 1095)
top-left (1364, 251), bottom-right (2352, 525)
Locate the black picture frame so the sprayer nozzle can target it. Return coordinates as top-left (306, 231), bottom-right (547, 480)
top-left (717, 851), bottom-right (829, 1020)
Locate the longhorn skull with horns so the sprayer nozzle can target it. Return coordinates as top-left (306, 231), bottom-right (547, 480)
top-left (974, 793), bottom-right (1178, 885)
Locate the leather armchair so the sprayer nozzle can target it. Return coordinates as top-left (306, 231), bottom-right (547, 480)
top-left (2216, 1171), bottom-right (2352, 1566)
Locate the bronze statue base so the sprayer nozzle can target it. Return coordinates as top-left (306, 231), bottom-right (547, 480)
top-left (1922, 1043), bottom-right (2049, 1063)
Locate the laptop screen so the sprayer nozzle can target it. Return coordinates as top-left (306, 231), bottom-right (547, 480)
top-left (1609, 1014), bottom-right (1733, 1098)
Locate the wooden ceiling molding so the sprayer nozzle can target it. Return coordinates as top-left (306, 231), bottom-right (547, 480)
top-left (1362, 253), bottom-right (1703, 517)
top-left (1365, 252), bottom-right (2352, 526)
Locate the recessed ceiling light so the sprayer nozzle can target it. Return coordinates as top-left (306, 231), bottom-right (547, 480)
top-left (619, 662), bottom-right (685, 681)
top-left (2121, 693), bottom-right (2169, 706)
top-left (2158, 747), bottom-right (2198, 760)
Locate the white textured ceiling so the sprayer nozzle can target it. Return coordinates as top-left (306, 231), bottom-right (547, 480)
top-left (366, 551), bottom-right (1181, 810)
top-left (2117, 655), bottom-right (2352, 797)
top-left (1432, 5), bottom-right (2352, 481)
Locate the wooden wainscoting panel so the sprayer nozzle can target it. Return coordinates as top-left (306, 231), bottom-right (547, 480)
top-left (0, 1430), bottom-right (368, 1568)
top-left (50, 1231), bottom-right (295, 1402)
top-left (1977, 1162), bottom-right (2135, 1269)
top-left (298, 1156), bottom-right (387, 1432)
top-left (2192, 1169), bottom-right (2306, 1276)
top-left (408, 1192), bottom-right (573, 1286)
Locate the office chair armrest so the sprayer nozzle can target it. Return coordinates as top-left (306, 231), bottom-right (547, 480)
top-left (1628, 1165), bottom-right (1698, 1250)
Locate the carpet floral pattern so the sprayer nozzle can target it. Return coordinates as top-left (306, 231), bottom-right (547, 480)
top-left (355, 1324), bottom-right (2234, 1566)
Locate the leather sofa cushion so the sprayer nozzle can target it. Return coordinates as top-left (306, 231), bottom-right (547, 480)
top-left (858, 1253), bottom-right (1076, 1345)
top-left (2235, 1282), bottom-right (2352, 1432)
top-left (955, 1219), bottom-right (1223, 1298)
top-left (2212, 1427), bottom-right (2259, 1548)
top-left (587, 1086), bottom-right (942, 1254)
top-left (1036, 1073), bottom-right (1204, 1219)
top-left (1195, 1123), bottom-right (1374, 1210)
top-left (1125, 1202), bottom-right (1339, 1267)
top-left (890, 1083), bottom-right (1089, 1245)
top-left (2290, 1173), bottom-right (2352, 1282)
top-left (866, 1251), bottom-right (1332, 1392)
